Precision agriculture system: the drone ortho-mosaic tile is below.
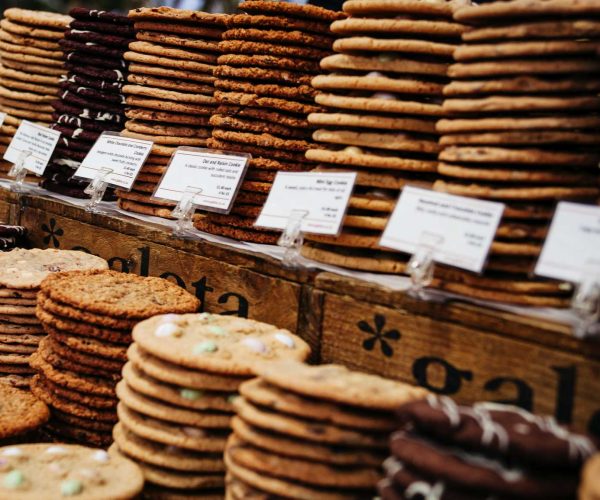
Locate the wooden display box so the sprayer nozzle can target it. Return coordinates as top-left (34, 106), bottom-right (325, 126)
top-left (0, 189), bottom-right (18, 225)
top-left (7, 188), bottom-right (600, 438)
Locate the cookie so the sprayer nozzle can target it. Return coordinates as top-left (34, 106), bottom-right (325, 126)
top-left (215, 104), bottom-right (311, 128)
top-left (240, 378), bottom-right (395, 431)
top-left (227, 435), bottom-right (380, 489)
top-left (113, 423), bottom-right (225, 473)
top-left (218, 39), bottom-right (330, 60)
top-left (38, 375), bottom-right (116, 410)
top-left (125, 108), bottom-right (213, 125)
top-left (449, 58), bottom-right (600, 78)
top-left (117, 381), bottom-right (231, 429)
top-left (64, 51), bottom-right (127, 70)
top-left (133, 21), bottom-right (223, 39)
top-left (454, 0), bottom-right (600, 23)
top-left (36, 307), bottom-right (133, 345)
top-left (210, 114), bottom-right (309, 140)
top-left (0, 29), bottom-right (60, 50)
top-left (41, 270), bottom-right (199, 319)
top-left (117, 403), bottom-right (228, 452)
top-left (64, 28), bottom-right (132, 48)
top-left (215, 79), bottom-right (317, 102)
top-left (0, 323), bottom-right (43, 334)
top-left (128, 40), bottom-right (218, 64)
top-left (580, 454), bottom-right (600, 500)
top-left (213, 129), bottom-right (311, 152)
top-left (0, 384), bottom-right (49, 439)
top-left (46, 327), bottom-right (128, 362)
top-left (128, 344), bottom-right (245, 392)
top-left (29, 350), bottom-right (115, 397)
top-left (135, 30), bottom-right (219, 51)
top-left (217, 53), bottom-right (320, 73)
top-left (231, 416), bottom-right (383, 467)
top-left (443, 76), bottom-right (600, 96)
top-left (117, 200), bottom-right (176, 220)
top-left (315, 93), bottom-right (443, 116)
top-left (125, 119), bottom-right (210, 137)
top-left (0, 443), bottom-right (143, 498)
top-left (207, 137), bottom-right (310, 163)
top-left (436, 115), bottom-right (600, 133)
top-left (440, 129), bottom-right (600, 146)
top-left (314, 129), bottom-right (439, 154)
top-left (443, 95), bottom-right (599, 114)
top-left (343, 0), bottom-right (466, 17)
top-left (319, 55), bottom-right (449, 78)
top-left (124, 51), bottom-right (215, 74)
top-left (127, 73), bottom-right (215, 94)
top-left (226, 14), bottom-right (332, 35)
top-left (215, 90), bottom-right (321, 115)
top-left (0, 342), bottom-right (37, 354)
top-left (59, 39), bottom-right (127, 59)
top-left (306, 147), bottom-right (437, 171)
top-left (456, 40), bottom-right (600, 62)
top-left (132, 313), bottom-right (310, 376)
top-left (46, 337), bottom-right (124, 373)
top-left (52, 409), bottom-right (115, 432)
top-left (125, 95), bottom-right (214, 115)
top-left (122, 362), bottom-right (234, 412)
top-left (0, 41), bottom-right (62, 59)
top-left (263, 362), bottom-right (428, 411)
top-left (70, 18), bottom-right (134, 35)
top-left (123, 84), bottom-right (215, 104)
top-left (309, 112), bottom-right (436, 134)
top-left (463, 19), bottom-right (600, 43)
top-left (333, 36), bottom-right (455, 57)
top-left (128, 6), bottom-right (225, 25)
top-left (239, 1), bottom-right (343, 22)
top-left (0, 334), bottom-right (43, 346)
top-left (64, 63), bottom-right (126, 82)
top-left (439, 146), bottom-right (600, 167)
top-left (69, 7), bottom-right (133, 24)
top-left (223, 28), bottom-right (334, 49)
top-left (233, 397), bottom-right (387, 448)
top-left (213, 65), bottom-right (313, 86)
top-left (224, 450), bottom-right (367, 500)
top-left (331, 18), bottom-right (466, 38)
top-left (3, 8), bottom-right (72, 29)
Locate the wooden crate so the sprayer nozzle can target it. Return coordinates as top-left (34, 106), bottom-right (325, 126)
top-left (315, 273), bottom-right (600, 437)
top-left (0, 189), bottom-right (18, 224)
top-left (9, 188), bottom-right (600, 437)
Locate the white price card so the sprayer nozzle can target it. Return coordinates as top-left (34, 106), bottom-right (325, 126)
top-left (3, 120), bottom-right (61, 176)
top-left (153, 148), bottom-right (250, 213)
top-left (73, 132), bottom-right (153, 190)
top-left (535, 202), bottom-right (600, 283)
top-left (380, 186), bottom-right (505, 273)
top-left (254, 171), bottom-right (356, 235)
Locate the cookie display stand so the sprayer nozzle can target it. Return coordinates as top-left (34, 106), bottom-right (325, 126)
top-left (1, 185), bottom-right (598, 439)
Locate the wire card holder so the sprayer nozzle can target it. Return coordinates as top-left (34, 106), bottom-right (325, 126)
top-left (7, 151), bottom-right (32, 192)
top-left (171, 186), bottom-right (203, 236)
top-left (572, 262), bottom-right (600, 339)
top-left (83, 167), bottom-right (113, 213)
top-left (407, 232), bottom-right (444, 298)
top-left (278, 209), bottom-right (309, 268)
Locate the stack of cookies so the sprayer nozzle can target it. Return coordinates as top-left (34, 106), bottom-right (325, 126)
top-left (0, 444), bottom-right (144, 499)
top-left (430, 0), bottom-right (600, 307)
top-left (0, 248), bottom-right (107, 389)
top-left (0, 225), bottom-right (27, 252)
top-left (0, 8), bottom-right (70, 181)
top-left (225, 361), bottom-right (429, 499)
top-left (41, 8), bottom-right (135, 198)
top-left (30, 269), bottom-right (200, 448)
top-left (301, 0), bottom-right (468, 272)
top-left (379, 395), bottom-right (598, 499)
top-left (111, 312), bottom-right (310, 498)
top-left (116, 6), bottom-right (226, 218)
top-left (0, 384), bottom-right (49, 443)
top-left (197, 0), bottom-right (344, 243)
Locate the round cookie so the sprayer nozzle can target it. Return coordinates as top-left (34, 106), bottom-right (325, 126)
top-left (37, 375), bottom-right (116, 410)
top-left (315, 93), bottom-right (443, 116)
top-left (124, 96), bottom-right (214, 115)
top-left (40, 270), bottom-right (199, 319)
top-left (309, 112), bottom-right (436, 133)
top-left (215, 104), bottom-right (311, 129)
top-left (233, 397), bottom-right (387, 448)
top-left (46, 327), bottom-right (128, 362)
top-left (463, 19), bottom-right (600, 43)
top-left (0, 384), bottom-right (49, 439)
top-left (214, 79), bottom-right (317, 102)
top-left (0, 29), bottom-right (60, 50)
top-left (239, 1), bottom-right (344, 22)
top-left (306, 147), bottom-right (437, 172)
top-left (45, 337), bottom-right (124, 373)
top-left (343, 0), bottom-right (466, 17)
top-left (113, 423), bottom-right (225, 473)
top-left (117, 403), bottom-right (228, 452)
top-left (319, 54), bottom-right (449, 78)
top-left (123, 51), bottom-right (215, 74)
top-left (257, 361), bottom-right (429, 411)
top-left (128, 40), bottom-right (218, 64)
top-left (580, 454), bottom-right (600, 500)
top-left (128, 344), bottom-right (245, 392)
top-left (443, 76), bottom-right (600, 96)
top-left (135, 30), bottom-right (220, 51)
top-left (122, 362), bottom-right (235, 412)
top-left (436, 115), bottom-right (600, 133)
top-left (125, 120), bottom-right (210, 138)
top-left (330, 18), bottom-right (466, 38)
top-left (132, 313), bottom-right (310, 376)
top-left (116, 381), bottom-right (231, 428)
top-left (223, 28), bottom-right (334, 49)
top-left (217, 53), bottom-right (320, 73)
top-left (125, 108), bottom-right (213, 126)
top-left (333, 36), bottom-right (455, 57)
top-left (127, 73), bottom-right (215, 95)
top-left (454, 40), bottom-right (600, 61)
top-left (4, 7), bottom-right (72, 29)
top-left (0, 443), bottom-right (144, 499)
top-left (133, 21), bottom-right (223, 39)
top-left (218, 39), bottom-right (330, 60)
top-left (227, 435), bottom-right (379, 489)
top-left (227, 14), bottom-right (332, 35)
top-left (123, 84), bottom-right (215, 104)
top-left (213, 65), bottom-right (313, 86)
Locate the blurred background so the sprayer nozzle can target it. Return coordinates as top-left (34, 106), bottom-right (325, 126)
top-left (0, 0), bottom-right (240, 14)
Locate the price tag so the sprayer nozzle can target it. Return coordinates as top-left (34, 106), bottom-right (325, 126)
top-left (380, 186), bottom-right (505, 273)
top-left (153, 148), bottom-right (250, 213)
top-left (73, 132), bottom-right (153, 190)
top-left (255, 171), bottom-right (356, 235)
top-left (535, 202), bottom-right (600, 283)
top-left (3, 120), bottom-right (61, 175)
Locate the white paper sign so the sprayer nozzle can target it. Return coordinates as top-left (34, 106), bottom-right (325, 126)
top-left (153, 148), bottom-right (250, 213)
top-left (380, 186), bottom-right (505, 273)
top-left (74, 132), bottom-right (153, 189)
top-left (255, 171), bottom-right (356, 235)
top-left (3, 120), bottom-right (61, 175)
top-left (535, 202), bottom-right (600, 283)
